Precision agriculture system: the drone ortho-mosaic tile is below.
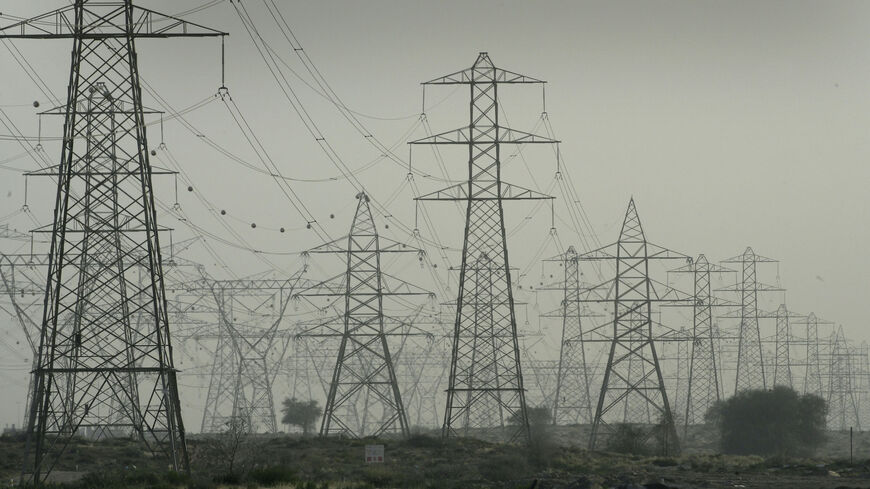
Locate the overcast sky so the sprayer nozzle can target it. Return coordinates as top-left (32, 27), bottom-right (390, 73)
top-left (1, 0), bottom-right (869, 428)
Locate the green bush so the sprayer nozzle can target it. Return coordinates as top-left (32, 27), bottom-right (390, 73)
top-left (281, 398), bottom-right (322, 435)
top-left (706, 386), bottom-right (827, 457)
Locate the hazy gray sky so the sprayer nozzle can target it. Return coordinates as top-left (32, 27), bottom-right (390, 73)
top-left (1, 0), bottom-right (869, 427)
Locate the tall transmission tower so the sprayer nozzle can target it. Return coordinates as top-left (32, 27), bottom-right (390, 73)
top-left (395, 337), bottom-right (445, 429)
top-left (827, 326), bottom-right (860, 430)
top-left (0, 2), bottom-right (225, 482)
top-left (410, 52), bottom-right (557, 443)
top-left (804, 312), bottom-right (823, 397)
top-left (544, 246), bottom-right (594, 425)
top-left (184, 273), bottom-right (307, 434)
top-left (720, 248), bottom-right (779, 394)
top-left (582, 199), bottom-right (687, 454)
top-left (772, 304), bottom-right (794, 388)
top-left (0, 253), bottom-right (49, 431)
top-left (856, 343), bottom-right (870, 429)
top-left (668, 255), bottom-right (729, 434)
top-left (297, 192), bottom-right (430, 438)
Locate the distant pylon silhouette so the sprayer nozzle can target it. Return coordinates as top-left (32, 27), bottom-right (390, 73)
top-left (551, 246), bottom-right (593, 425)
top-left (772, 304), bottom-right (793, 388)
top-left (804, 312), bottom-right (823, 397)
top-left (827, 326), bottom-right (860, 430)
top-left (669, 254), bottom-right (726, 434)
top-left (721, 248), bottom-right (780, 394)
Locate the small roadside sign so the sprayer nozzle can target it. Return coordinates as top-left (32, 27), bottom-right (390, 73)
top-left (365, 444), bottom-right (384, 463)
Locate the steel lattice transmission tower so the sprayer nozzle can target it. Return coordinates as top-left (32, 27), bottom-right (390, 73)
top-left (410, 52), bottom-right (557, 443)
top-left (548, 246), bottom-right (593, 425)
top-left (298, 193), bottom-right (430, 438)
top-left (0, 253), bottom-right (50, 431)
top-left (772, 304), bottom-right (794, 388)
top-left (189, 273), bottom-right (307, 434)
top-left (856, 343), bottom-right (870, 429)
top-left (804, 312), bottom-right (823, 397)
top-left (0, 2), bottom-right (225, 482)
top-left (721, 248), bottom-right (779, 394)
top-left (827, 326), bottom-right (860, 430)
top-left (669, 255), bottom-right (727, 433)
top-left (583, 199), bottom-right (686, 454)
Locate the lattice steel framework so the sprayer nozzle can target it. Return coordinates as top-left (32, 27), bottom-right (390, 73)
top-left (722, 248), bottom-right (777, 394)
top-left (583, 199), bottom-right (685, 454)
top-left (669, 255), bottom-right (725, 432)
top-left (772, 304), bottom-right (793, 388)
top-left (0, 2), bottom-right (225, 482)
top-left (856, 343), bottom-right (870, 429)
top-left (298, 193), bottom-right (430, 438)
top-left (804, 312), bottom-right (823, 397)
top-left (410, 52), bottom-right (556, 443)
top-left (188, 273), bottom-right (307, 434)
top-left (827, 326), bottom-right (860, 430)
top-left (0, 254), bottom-right (49, 431)
top-left (549, 246), bottom-right (593, 425)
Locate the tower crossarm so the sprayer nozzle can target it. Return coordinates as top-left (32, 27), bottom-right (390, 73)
top-left (409, 125), bottom-right (558, 145)
top-left (304, 235), bottom-right (424, 254)
top-left (577, 241), bottom-right (690, 261)
top-left (422, 53), bottom-right (545, 85)
top-left (0, 4), bottom-right (227, 39)
top-left (578, 277), bottom-right (693, 303)
top-left (416, 181), bottom-right (554, 201)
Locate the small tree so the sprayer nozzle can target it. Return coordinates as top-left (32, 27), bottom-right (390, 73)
top-left (281, 397), bottom-right (321, 435)
top-left (706, 386), bottom-right (827, 457)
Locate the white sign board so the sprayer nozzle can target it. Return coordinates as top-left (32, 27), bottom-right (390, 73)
top-left (365, 444), bottom-right (384, 463)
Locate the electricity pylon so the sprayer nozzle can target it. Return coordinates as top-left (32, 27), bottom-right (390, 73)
top-left (297, 192), bottom-right (431, 438)
top-left (804, 312), bottom-right (823, 397)
top-left (827, 326), bottom-right (860, 430)
top-left (668, 255), bottom-right (730, 434)
top-left (544, 246), bottom-right (593, 425)
top-left (855, 343), bottom-right (870, 429)
top-left (772, 304), bottom-right (794, 388)
top-left (410, 52), bottom-right (557, 443)
top-left (0, 2), bottom-right (225, 482)
top-left (0, 253), bottom-right (49, 432)
top-left (582, 199), bottom-right (688, 454)
top-left (720, 248), bottom-right (780, 394)
top-left (179, 272), bottom-right (308, 434)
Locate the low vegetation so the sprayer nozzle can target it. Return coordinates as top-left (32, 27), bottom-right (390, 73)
top-left (1, 404), bottom-right (866, 489)
top-left (281, 398), bottom-right (322, 436)
top-left (706, 386), bottom-right (827, 457)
